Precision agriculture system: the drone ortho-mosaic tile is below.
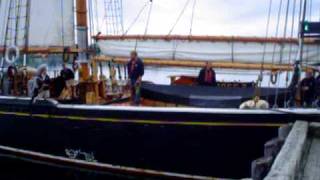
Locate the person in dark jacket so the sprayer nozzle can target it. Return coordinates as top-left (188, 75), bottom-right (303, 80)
top-left (60, 63), bottom-right (75, 84)
top-left (59, 63), bottom-right (75, 99)
top-left (300, 70), bottom-right (316, 107)
top-left (127, 51), bottom-right (144, 105)
top-left (197, 62), bottom-right (217, 86)
top-left (287, 62), bottom-right (301, 107)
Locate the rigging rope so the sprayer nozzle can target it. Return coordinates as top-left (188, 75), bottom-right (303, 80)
top-left (88, 0), bottom-right (95, 44)
top-left (168, 0), bottom-right (191, 35)
top-left (123, 1), bottom-right (149, 35)
top-left (266, 0), bottom-right (283, 104)
top-left (94, 0), bottom-right (100, 33)
top-left (60, 0), bottom-right (65, 47)
top-left (257, 0), bottom-right (273, 91)
top-left (14, 0), bottom-right (22, 45)
top-left (270, 0), bottom-right (283, 74)
top-left (273, 0), bottom-right (291, 108)
top-left (144, 0), bottom-right (153, 35)
top-left (305, 0), bottom-right (313, 67)
top-left (284, 0), bottom-right (297, 107)
top-left (189, 0), bottom-right (197, 36)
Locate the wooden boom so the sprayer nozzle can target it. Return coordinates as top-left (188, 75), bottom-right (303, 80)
top-left (93, 55), bottom-right (299, 71)
top-left (0, 46), bottom-right (81, 54)
top-left (94, 35), bottom-right (319, 44)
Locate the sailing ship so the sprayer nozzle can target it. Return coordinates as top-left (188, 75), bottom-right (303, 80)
top-left (0, 0), bottom-right (319, 179)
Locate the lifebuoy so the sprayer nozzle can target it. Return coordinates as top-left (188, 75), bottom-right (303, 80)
top-left (5, 46), bottom-right (20, 64)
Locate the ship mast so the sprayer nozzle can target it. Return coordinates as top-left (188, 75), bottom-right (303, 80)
top-left (76, 0), bottom-right (89, 61)
top-left (76, 0), bottom-right (90, 81)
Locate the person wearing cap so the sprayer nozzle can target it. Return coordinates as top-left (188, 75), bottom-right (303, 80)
top-left (300, 70), bottom-right (316, 107)
top-left (127, 51), bottom-right (144, 105)
top-left (197, 62), bottom-right (217, 86)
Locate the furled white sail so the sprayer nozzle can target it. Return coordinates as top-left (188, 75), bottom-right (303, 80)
top-left (0, 0), bottom-right (75, 47)
top-left (97, 38), bottom-right (320, 65)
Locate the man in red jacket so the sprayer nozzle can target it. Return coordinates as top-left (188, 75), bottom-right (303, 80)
top-left (197, 62), bottom-right (217, 86)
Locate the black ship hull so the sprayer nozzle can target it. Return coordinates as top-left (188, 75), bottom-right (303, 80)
top-left (0, 96), bottom-right (319, 179)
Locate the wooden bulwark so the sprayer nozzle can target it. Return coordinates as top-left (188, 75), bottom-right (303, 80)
top-left (93, 55), bottom-right (296, 71)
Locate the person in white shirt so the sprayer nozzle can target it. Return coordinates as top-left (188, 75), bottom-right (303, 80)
top-left (239, 96), bottom-right (269, 109)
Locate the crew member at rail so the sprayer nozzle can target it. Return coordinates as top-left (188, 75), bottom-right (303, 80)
top-left (127, 50), bottom-right (144, 105)
top-left (32, 64), bottom-right (51, 100)
top-left (197, 62), bottom-right (217, 86)
top-left (300, 70), bottom-right (316, 107)
top-left (59, 63), bottom-right (75, 99)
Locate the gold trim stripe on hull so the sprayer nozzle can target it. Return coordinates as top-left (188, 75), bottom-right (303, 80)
top-left (0, 111), bottom-right (284, 127)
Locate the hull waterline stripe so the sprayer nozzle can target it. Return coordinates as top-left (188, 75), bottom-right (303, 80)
top-left (0, 111), bottom-right (284, 127)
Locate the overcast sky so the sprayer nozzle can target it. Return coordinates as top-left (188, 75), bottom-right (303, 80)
top-left (93, 0), bottom-right (320, 37)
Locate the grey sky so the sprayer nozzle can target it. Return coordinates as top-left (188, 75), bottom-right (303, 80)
top-left (94, 0), bottom-right (320, 37)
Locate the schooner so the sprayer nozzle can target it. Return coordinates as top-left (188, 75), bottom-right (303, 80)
top-left (0, 0), bottom-right (319, 179)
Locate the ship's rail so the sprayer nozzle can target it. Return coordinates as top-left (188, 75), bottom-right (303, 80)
top-left (0, 95), bottom-right (319, 116)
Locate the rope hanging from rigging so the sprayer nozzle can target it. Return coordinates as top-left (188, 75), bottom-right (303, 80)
top-left (254, 0), bottom-right (274, 98)
top-left (123, 1), bottom-right (149, 35)
top-left (273, 0), bottom-right (291, 108)
top-left (268, 0), bottom-right (283, 86)
top-left (257, 0), bottom-right (273, 86)
top-left (265, 0), bottom-right (284, 105)
top-left (144, 0), bottom-right (153, 35)
top-left (60, 0), bottom-right (65, 47)
top-left (168, 0), bottom-right (192, 35)
top-left (284, 0), bottom-right (298, 105)
top-left (189, 0), bottom-right (197, 36)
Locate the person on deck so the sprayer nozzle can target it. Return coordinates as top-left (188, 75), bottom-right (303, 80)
top-left (127, 51), bottom-right (144, 105)
top-left (32, 64), bottom-right (50, 100)
top-left (7, 65), bottom-right (17, 95)
top-left (197, 62), bottom-right (217, 86)
top-left (287, 62), bottom-right (300, 107)
top-left (239, 96), bottom-right (269, 109)
top-left (300, 70), bottom-right (316, 107)
top-left (59, 63), bottom-right (75, 99)
top-left (61, 63), bottom-right (75, 86)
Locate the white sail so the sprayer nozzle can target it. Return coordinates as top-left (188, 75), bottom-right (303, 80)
top-left (97, 38), bottom-right (320, 65)
top-left (0, 0), bottom-right (75, 47)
